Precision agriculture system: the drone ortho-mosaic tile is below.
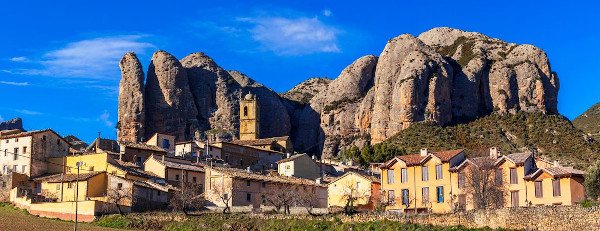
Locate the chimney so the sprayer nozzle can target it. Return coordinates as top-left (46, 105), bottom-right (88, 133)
top-left (286, 153), bottom-right (291, 158)
top-left (96, 132), bottom-right (101, 153)
top-left (420, 148), bottom-right (428, 157)
top-left (246, 166), bottom-right (251, 173)
top-left (162, 155), bottom-right (165, 162)
top-left (490, 147), bottom-right (499, 159)
top-left (311, 155), bottom-right (316, 160)
top-left (315, 178), bottom-right (322, 184)
top-left (553, 160), bottom-right (560, 167)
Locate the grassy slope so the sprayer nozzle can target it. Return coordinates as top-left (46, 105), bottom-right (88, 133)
top-left (0, 203), bottom-right (118, 231)
top-left (384, 112), bottom-right (600, 169)
top-left (573, 102), bottom-right (600, 140)
top-left (94, 213), bottom-right (505, 231)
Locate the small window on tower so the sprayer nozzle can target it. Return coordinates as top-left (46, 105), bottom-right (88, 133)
top-left (243, 106), bottom-right (248, 116)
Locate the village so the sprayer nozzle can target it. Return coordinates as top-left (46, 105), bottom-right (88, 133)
top-left (0, 92), bottom-right (588, 225)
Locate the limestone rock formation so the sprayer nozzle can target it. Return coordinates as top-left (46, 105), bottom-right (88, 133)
top-left (370, 34), bottom-right (454, 143)
top-left (281, 78), bottom-right (332, 104)
top-left (0, 117), bottom-right (23, 131)
top-left (574, 102), bottom-right (600, 140)
top-left (117, 52), bottom-right (145, 143)
top-left (181, 52), bottom-right (240, 136)
top-left (145, 50), bottom-right (198, 141)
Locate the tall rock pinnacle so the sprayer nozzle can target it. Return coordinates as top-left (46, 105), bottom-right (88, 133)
top-left (144, 50), bottom-right (198, 141)
top-left (117, 52), bottom-right (145, 143)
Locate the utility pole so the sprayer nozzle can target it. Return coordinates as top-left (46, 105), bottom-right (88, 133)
top-left (73, 161), bottom-right (84, 231)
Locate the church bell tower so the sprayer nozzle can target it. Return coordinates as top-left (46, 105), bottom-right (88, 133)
top-left (239, 93), bottom-right (260, 140)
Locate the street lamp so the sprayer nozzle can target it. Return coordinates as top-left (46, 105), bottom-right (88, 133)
top-left (74, 161), bottom-right (85, 231)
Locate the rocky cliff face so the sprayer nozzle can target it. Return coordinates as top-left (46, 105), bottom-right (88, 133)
top-left (0, 117), bottom-right (23, 131)
top-left (144, 51), bottom-right (198, 141)
top-left (117, 27), bottom-right (560, 158)
top-left (117, 52), bottom-right (145, 143)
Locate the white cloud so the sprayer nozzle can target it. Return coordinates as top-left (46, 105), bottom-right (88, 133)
top-left (0, 81), bottom-right (29, 86)
top-left (10, 56), bottom-right (29, 62)
top-left (15, 109), bottom-right (42, 115)
top-left (322, 9), bottom-right (332, 17)
top-left (243, 16), bottom-right (340, 55)
top-left (99, 110), bottom-right (114, 127)
top-left (9, 35), bottom-right (155, 79)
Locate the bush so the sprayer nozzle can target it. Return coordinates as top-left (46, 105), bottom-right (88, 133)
top-left (94, 214), bottom-right (131, 228)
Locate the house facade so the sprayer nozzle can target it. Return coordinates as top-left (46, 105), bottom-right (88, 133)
top-left (277, 154), bottom-right (321, 180)
top-left (143, 155), bottom-right (205, 188)
top-left (327, 171), bottom-right (381, 210)
top-left (0, 129), bottom-right (70, 177)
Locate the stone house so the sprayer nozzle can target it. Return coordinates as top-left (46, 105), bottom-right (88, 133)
top-left (0, 129), bottom-right (70, 177)
top-left (118, 142), bottom-right (167, 166)
top-left (218, 142), bottom-right (285, 171)
top-left (143, 155), bottom-right (205, 188)
top-left (277, 153), bottom-right (321, 180)
top-left (145, 133), bottom-right (175, 155)
top-left (204, 166), bottom-right (328, 211)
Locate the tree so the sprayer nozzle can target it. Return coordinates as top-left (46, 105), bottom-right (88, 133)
top-left (265, 183), bottom-right (296, 214)
top-left (295, 186), bottom-right (322, 216)
top-left (169, 181), bottom-right (205, 215)
top-left (339, 181), bottom-right (369, 215)
top-left (463, 160), bottom-right (506, 209)
top-left (360, 145), bottom-right (373, 165)
top-left (209, 179), bottom-right (232, 214)
top-left (585, 160), bottom-right (600, 201)
top-left (106, 183), bottom-right (133, 215)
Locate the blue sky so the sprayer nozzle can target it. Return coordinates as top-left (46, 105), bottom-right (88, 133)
top-left (1, 1), bottom-right (599, 143)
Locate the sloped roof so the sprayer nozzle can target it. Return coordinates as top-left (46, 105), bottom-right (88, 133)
top-left (0, 129), bottom-right (70, 147)
top-left (151, 155), bottom-right (204, 172)
top-left (86, 138), bottom-right (120, 153)
top-left (449, 156), bottom-right (498, 172)
top-left (525, 166), bottom-right (585, 180)
top-left (33, 171), bottom-right (103, 183)
top-left (231, 136), bottom-right (289, 146)
top-left (209, 166), bottom-right (324, 187)
top-left (122, 142), bottom-right (167, 152)
top-left (328, 171), bottom-right (380, 185)
top-left (500, 152), bottom-right (532, 165)
top-left (276, 154), bottom-right (309, 163)
top-left (382, 149), bottom-right (464, 168)
top-left (108, 158), bottom-right (160, 179)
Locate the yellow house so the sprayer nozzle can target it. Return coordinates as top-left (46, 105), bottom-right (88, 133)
top-left (524, 165), bottom-right (586, 206)
top-left (277, 154), bottom-right (321, 180)
top-left (327, 171), bottom-right (380, 210)
top-left (380, 149), bottom-right (465, 213)
top-left (47, 152), bottom-right (156, 182)
top-left (494, 152), bottom-right (536, 207)
top-left (34, 171), bottom-right (107, 202)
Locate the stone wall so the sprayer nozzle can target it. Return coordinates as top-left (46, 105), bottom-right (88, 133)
top-left (340, 206), bottom-right (600, 231)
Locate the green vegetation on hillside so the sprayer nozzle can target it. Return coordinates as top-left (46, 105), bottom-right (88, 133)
top-left (94, 213), bottom-right (505, 231)
top-left (382, 112), bottom-right (600, 169)
top-left (573, 102), bottom-right (600, 140)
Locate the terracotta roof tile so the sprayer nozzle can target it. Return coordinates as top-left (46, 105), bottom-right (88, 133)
top-left (525, 166), bottom-right (585, 180)
top-left (231, 136), bottom-right (289, 146)
top-left (32, 171), bottom-right (103, 183)
top-left (504, 152), bottom-right (532, 165)
top-left (123, 142), bottom-right (167, 152)
top-left (152, 155), bottom-right (205, 172)
top-left (432, 149), bottom-right (464, 162)
top-left (209, 166), bottom-right (324, 187)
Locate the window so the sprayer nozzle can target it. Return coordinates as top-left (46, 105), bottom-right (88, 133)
top-left (246, 180), bottom-right (251, 186)
top-left (246, 193), bottom-right (251, 202)
top-left (286, 165), bottom-right (290, 170)
top-left (192, 177), bottom-right (197, 183)
top-left (552, 179), bottom-right (561, 197)
top-left (162, 138), bottom-right (171, 149)
top-left (422, 187), bottom-right (429, 204)
top-left (42, 135), bottom-right (46, 141)
top-left (240, 159), bottom-right (243, 167)
top-left (2, 165), bottom-right (5, 174)
top-left (356, 182), bottom-right (361, 189)
top-left (262, 182), bottom-right (266, 188)
top-left (495, 169), bottom-right (503, 185)
top-left (436, 186), bottom-right (444, 203)
top-left (175, 175), bottom-right (180, 181)
top-left (387, 190), bottom-right (395, 205)
top-left (458, 172), bottom-right (466, 188)
top-left (225, 155), bottom-right (229, 162)
top-left (261, 195), bottom-right (266, 203)
top-left (57, 139), bottom-right (61, 145)
top-left (243, 106), bottom-right (248, 116)
top-left (510, 168), bottom-right (518, 184)
top-left (22, 147), bottom-right (27, 154)
top-left (3, 149), bottom-right (6, 156)
top-left (511, 191), bottom-right (519, 207)
top-left (21, 165), bottom-right (26, 173)
top-left (387, 170), bottom-right (394, 184)
top-left (400, 168), bottom-right (408, 183)
top-left (534, 181), bottom-right (543, 198)
top-left (422, 166), bottom-right (429, 181)
top-left (89, 166), bottom-right (94, 171)
top-left (117, 183), bottom-right (123, 190)
top-left (457, 195), bottom-right (466, 210)
top-left (67, 182), bottom-right (73, 189)
top-left (15, 138), bottom-right (18, 142)
top-left (401, 189), bottom-right (409, 205)
top-left (13, 148), bottom-right (18, 160)
top-left (435, 164), bottom-right (443, 180)
top-left (12, 165), bottom-right (17, 172)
